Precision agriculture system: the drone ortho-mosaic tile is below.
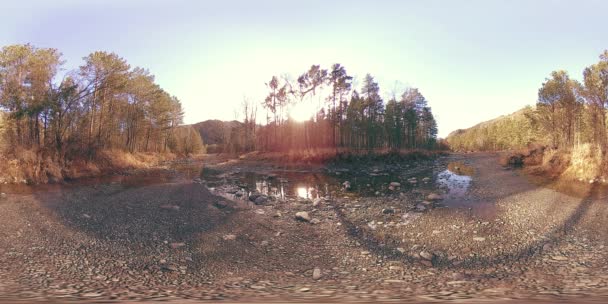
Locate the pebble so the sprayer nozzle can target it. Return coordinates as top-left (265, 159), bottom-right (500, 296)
top-left (313, 267), bottom-right (322, 280)
top-left (223, 234), bottom-right (237, 241)
top-left (170, 242), bottom-right (186, 249)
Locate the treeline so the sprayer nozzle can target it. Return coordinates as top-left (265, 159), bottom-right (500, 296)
top-left (0, 44), bottom-right (202, 164)
top-left (223, 64), bottom-right (438, 153)
top-left (447, 107), bottom-right (539, 151)
top-left (448, 50), bottom-right (608, 156)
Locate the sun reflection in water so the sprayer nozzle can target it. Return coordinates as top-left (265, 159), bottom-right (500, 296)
top-left (297, 187), bottom-right (309, 199)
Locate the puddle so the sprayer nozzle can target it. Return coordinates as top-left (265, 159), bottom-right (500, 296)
top-left (436, 162), bottom-right (474, 201)
top-left (204, 171), bottom-right (336, 201)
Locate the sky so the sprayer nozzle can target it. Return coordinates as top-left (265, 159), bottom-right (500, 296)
top-left (1, 0), bottom-right (606, 137)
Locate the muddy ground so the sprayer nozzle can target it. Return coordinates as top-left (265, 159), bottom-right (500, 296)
top-left (1, 152), bottom-right (608, 303)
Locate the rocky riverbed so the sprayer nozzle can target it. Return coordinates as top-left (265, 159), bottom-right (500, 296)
top-left (1, 153), bottom-right (608, 303)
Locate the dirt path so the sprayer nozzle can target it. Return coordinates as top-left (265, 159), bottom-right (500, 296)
top-left (1, 153), bottom-right (608, 303)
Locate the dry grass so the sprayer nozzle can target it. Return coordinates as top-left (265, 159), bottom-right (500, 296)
top-left (0, 148), bottom-right (178, 184)
top-left (561, 144), bottom-right (604, 182)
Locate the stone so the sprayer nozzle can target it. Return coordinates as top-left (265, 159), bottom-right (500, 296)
top-left (422, 177), bottom-right (431, 183)
top-left (0, 193), bottom-right (6, 199)
top-left (382, 208), bottom-right (395, 214)
top-left (419, 251), bottom-right (434, 260)
top-left (312, 267), bottom-right (322, 280)
top-left (552, 255), bottom-right (568, 261)
top-left (223, 234), bottom-right (237, 241)
top-left (420, 260), bottom-right (433, 267)
top-left (342, 181), bottom-right (351, 190)
top-left (170, 242), bottom-right (186, 249)
top-left (312, 198), bottom-right (322, 207)
top-left (310, 218), bottom-right (321, 225)
top-left (214, 201), bottom-right (228, 209)
top-left (389, 182), bottom-right (401, 187)
top-left (427, 193), bottom-right (443, 201)
top-left (473, 237), bottom-right (486, 242)
top-left (248, 193), bottom-right (262, 202)
top-left (295, 211), bottom-right (311, 222)
top-left (254, 195), bottom-right (269, 205)
top-left (160, 204), bottom-right (180, 211)
top-left (415, 203), bottom-right (427, 211)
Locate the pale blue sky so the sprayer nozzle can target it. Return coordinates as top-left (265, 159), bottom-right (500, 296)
top-left (1, 0), bottom-right (606, 137)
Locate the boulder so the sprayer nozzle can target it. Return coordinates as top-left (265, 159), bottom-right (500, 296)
top-left (254, 195), bottom-right (269, 205)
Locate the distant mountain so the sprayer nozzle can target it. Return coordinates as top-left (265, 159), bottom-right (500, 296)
top-left (191, 119), bottom-right (243, 146)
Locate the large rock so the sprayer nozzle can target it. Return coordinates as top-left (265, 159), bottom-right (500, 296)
top-left (295, 211), bottom-right (311, 222)
top-left (249, 193), bottom-right (263, 202)
top-left (254, 195), bottom-right (269, 205)
top-left (419, 251), bottom-right (434, 261)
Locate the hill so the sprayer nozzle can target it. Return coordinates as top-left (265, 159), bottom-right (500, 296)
top-left (446, 106), bottom-right (543, 152)
top-left (191, 120), bottom-right (244, 152)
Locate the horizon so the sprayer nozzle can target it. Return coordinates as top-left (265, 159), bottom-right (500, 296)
top-left (1, 0), bottom-right (607, 137)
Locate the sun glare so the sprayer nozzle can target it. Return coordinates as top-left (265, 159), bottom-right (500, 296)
top-left (289, 102), bottom-right (317, 122)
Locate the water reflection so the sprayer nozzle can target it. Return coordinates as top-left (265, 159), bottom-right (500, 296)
top-left (437, 162), bottom-right (474, 200)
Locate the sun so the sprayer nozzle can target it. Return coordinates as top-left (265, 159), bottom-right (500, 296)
top-left (289, 102), bottom-right (317, 122)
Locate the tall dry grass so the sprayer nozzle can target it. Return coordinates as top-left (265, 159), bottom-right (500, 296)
top-left (561, 144), bottom-right (605, 182)
top-left (0, 148), bottom-right (177, 184)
